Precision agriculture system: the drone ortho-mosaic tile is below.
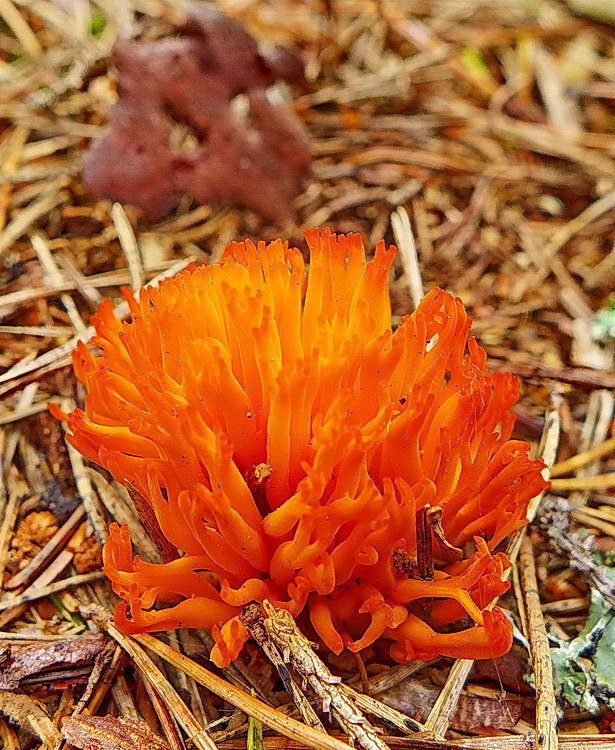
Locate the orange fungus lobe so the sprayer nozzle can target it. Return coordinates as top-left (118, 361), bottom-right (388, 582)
top-left (56, 228), bottom-right (548, 666)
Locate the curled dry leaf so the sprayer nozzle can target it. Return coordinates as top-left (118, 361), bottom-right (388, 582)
top-left (62, 715), bottom-right (171, 750)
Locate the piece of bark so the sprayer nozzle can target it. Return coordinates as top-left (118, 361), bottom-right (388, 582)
top-left (83, 5), bottom-right (311, 223)
top-left (0, 633), bottom-right (107, 689)
top-left (378, 678), bottom-right (529, 732)
top-left (62, 715), bottom-right (171, 750)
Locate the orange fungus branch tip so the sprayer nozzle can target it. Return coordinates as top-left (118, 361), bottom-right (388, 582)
top-left (53, 228), bottom-right (548, 667)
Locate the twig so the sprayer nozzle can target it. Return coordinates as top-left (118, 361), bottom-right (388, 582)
top-left (487, 357), bottom-right (615, 391)
top-left (4, 505), bottom-right (86, 589)
top-left (518, 536), bottom-right (558, 750)
top-left (241, 604), bottom-right (326, 732)
top-left (545, 511), bottom-right (615, 609)
top-left (262, 600), bottom-right (395, 750)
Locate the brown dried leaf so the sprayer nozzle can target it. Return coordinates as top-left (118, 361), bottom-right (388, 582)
top-left (378, 678), bottom-right (529, 732)
top-left (62, 715), bottom-right (171, 750)
top-left (83, 5), bottom-right (311, 223)
top-left (0, 633), bottom-right (107, 690)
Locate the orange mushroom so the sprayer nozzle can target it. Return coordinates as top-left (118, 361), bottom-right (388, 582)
top-left (52, 229), bottom-right (548, 666)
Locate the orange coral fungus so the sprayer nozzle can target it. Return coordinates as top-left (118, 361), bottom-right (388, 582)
top-left (53, 228), bottom-right (548, 667)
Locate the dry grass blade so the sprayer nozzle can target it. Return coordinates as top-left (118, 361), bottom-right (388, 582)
top-left (64, 424), bottom-right (109, 544)
top-left (30, 233), bottom-right (88, 337)
top-left (0, 570), bottom-right (104, 613)
top-left (133, 632), bottom-right (358, 750)
top-left (566, 390), bottom-right (614, 507)
top-left (0, 256), bottom-right (194, 392)
top-left (0, 0), bottom-right (43, 58)
top-left (551, 473), bottom-right (615, 491)
top-left (0, 483), bottom-right (22, 592)
top-left (112, 203), bottom-right (144, 293)
top-left (391, 206), bottom-right (423, 311)
top-left (0, 185), bottom-right (68, 257)
top-left (551, 434), bottom-right (615, 476)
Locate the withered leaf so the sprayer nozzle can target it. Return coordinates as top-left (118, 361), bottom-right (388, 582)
top-left (379, 677), bottom-right (529, 731)
top-left (83, 5), bottom-right (311, 223)
top-left (0, 633), bottom-right (107, 689)
top-left (62, 715), bottom-right (171, 750)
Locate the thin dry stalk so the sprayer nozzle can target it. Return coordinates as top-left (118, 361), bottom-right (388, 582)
top-left (0, 570), bottom-right (104, 613)
top-left (0, 0), bottom-right (43, 58)
top-left (567, 390), bottom-right (614, 507)
top-left (0, 473), bottom-right (23, 592)
top-left (30, 233), bottom-right (88, 337)
top-left (63, 412), bottom-right (109, 543)
top-left (551, 473), bottom-right (615, 491)
top-left (0, 184), bottom-right (68, 256)
top-left (518, 536), bottom-right (559, 750)
top-left (5, 505), bottom-right (86, 590)
top-left (551, 434), bottom-right (615, 476)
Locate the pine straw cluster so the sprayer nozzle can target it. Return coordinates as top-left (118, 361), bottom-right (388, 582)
top-left (1, 1), bottom-right (615, 749)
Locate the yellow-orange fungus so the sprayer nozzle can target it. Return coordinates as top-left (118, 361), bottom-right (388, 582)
top-left (53, 228), bottom-right (548, 667)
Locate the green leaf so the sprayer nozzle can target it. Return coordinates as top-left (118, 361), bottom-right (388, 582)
top-left (89, 10), bottom-right (106, 37)
top-left (247, 715), bottom-right (263, 750)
